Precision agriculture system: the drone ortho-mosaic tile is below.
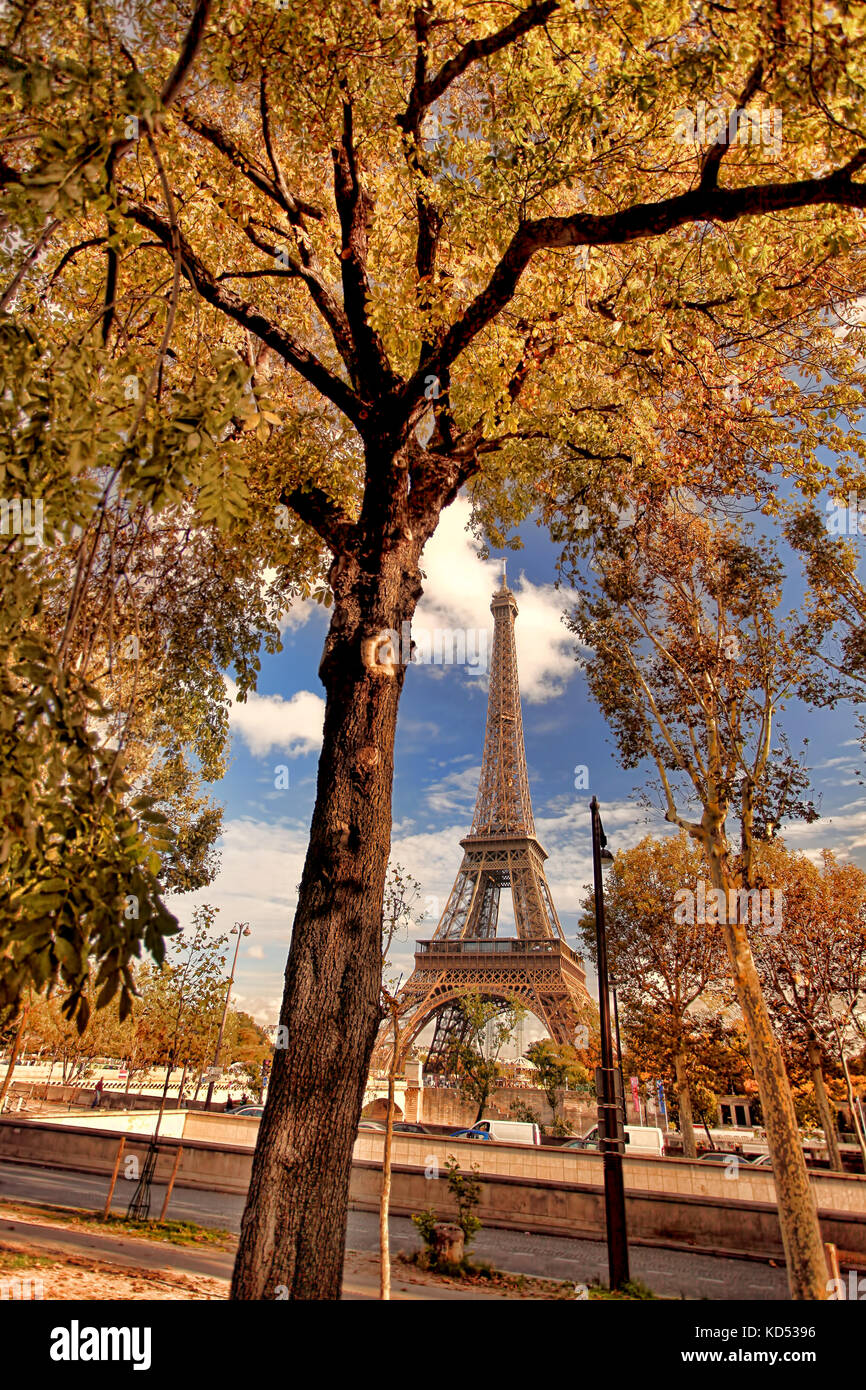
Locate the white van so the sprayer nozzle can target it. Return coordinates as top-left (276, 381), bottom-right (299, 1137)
top-left (471, 1119), bottom-right (541, 1145)
top-left (572, 1124), bottom-right (667, 1157)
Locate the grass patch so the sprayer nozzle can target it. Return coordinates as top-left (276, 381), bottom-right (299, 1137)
top-left (0, 1199), bottom-right (234, 1249)
top-left (99, 1214), bottom-right (235, 1247)
top-left (0, 1249), bottom-right (56, 1271)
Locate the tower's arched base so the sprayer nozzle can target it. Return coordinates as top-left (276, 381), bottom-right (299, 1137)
top-left (373, 937), bottom-right (593, 1072)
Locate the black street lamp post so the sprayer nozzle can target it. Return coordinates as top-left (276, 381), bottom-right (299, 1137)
top-left (590, 795), bottom-right (630, 1289)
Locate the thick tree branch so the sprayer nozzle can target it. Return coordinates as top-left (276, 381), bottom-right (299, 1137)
top-left (398, 5), bottom-right (443, 341)
top-left (400, 156), bottom-right (866, 413)
top-left (279, 483), bottom-right (356, 556)
top-left (160, 0), bottom-right (213, 109)
top-left (121, 199), bottom-right (364, 425)
top-left (698, 60), bottom-right (765, 194)
top-left (397, 0), bottom-right (557, 354)
top-left (332, 99), bottom-right (396, 396)
top-left (397, 0), bottom-right (559, 134)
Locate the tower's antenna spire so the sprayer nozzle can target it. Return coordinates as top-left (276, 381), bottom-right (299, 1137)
top-left (501, 557), bottom-right (507, 589)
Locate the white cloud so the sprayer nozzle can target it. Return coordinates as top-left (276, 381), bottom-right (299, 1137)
top-left (424, 764), bottom-right (481, 816)
top-left (225, 678), bottom-right (325, 758)
top-left (231, 990), bottom-right (284, 1023)
top-left (170, 817), bottom-right (309, 1023)
top-left (776, 804), bottom-right (866, 862)
top-left (415, 498), bottom-right (584, 703)
top-left (173, 816), bottom-right (305, 939)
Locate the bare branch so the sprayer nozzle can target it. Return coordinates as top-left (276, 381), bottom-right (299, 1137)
top-left (160, 0), bottom-right (213, 109)
top-left (180, 106), bottom-right (323, 221)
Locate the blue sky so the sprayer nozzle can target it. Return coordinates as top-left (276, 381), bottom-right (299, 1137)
top-left (171, 495), bottom-right (866, 1028)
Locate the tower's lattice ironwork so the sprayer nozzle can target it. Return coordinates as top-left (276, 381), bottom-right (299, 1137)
top-left (376, 579), bottom-right (592, 1072)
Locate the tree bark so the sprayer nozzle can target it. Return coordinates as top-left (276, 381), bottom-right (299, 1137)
top-left (473, 1079), bottom-right (491, 1125)
top-left (807, 1036), bottom-right (842, 1173)
top-left (708, 850), bottom-right (828, 1300)
top-left (231, 544), bottom-right (422, 1299)
top-left (673, 1046), bottom-right (697, 1159)
top-left (0, 1008), bottom-right (28, 1114)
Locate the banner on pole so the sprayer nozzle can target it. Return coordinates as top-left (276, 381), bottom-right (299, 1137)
top-left (657, 1079), bottom-right (668, 1123)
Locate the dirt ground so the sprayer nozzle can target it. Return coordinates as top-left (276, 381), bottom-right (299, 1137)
top-left (0, 1241), bottom-right (228, 1300)
top-left (0, 1215), bottom-right (579, 1300)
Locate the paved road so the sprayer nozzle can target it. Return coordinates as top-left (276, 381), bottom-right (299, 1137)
top-left (0, 1159), bottom-right (797, 1300)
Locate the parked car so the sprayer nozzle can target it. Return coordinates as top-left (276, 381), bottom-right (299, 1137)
top-left (233, 1106), bottom-right (264, 1118)
top-left (564, 1124), bottom-right (667, 1157)
top-left (449, 1127), bottom-right (493, 1141)
top-left (358, 1120), bottom-right (386, 1131)
top-left (698, 1149), bottom-right (746, 1164)
top-left (750, 1153), bottom-right (773, 1167)
top-left (392, 1122), bottom-right (429, 1134)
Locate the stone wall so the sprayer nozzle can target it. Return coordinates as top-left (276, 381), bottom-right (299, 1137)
top-left (416, 1085), bottom-right (600, 1133)
top-left (3, 1115), bottom-right (864, 1262)
top-left (349, 1160), bottom-right (866, 1267)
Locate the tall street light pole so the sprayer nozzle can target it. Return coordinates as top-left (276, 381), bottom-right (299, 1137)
top-left (204, 923), bottom-right (251, 1112)
top-left (590, 796), bottom-right (630, 1289)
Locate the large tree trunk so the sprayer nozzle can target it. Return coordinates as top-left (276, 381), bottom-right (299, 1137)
top-left (708, 851), bottom-right (827, 1300)
top-left (673, 1046), bottom-right (697, 1159)
top-left (231, 545), bottom-right (421, 1300)
top-left (806, 1036), bottom-right (842, 1173)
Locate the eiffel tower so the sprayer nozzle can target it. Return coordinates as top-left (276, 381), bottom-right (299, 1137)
top-left (380, 573), bottom-right (592, 1070)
